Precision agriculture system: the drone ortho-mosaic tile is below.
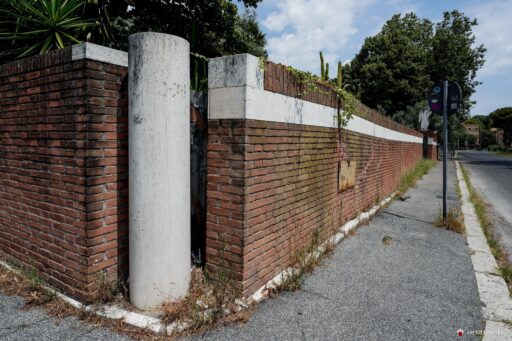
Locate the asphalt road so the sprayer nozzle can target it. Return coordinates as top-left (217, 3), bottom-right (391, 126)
top-left (458, 150), bottom-right (512, 261)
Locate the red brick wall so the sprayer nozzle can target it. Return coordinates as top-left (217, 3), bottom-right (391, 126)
top-left (207, 119), bottom-right (423, 296)
top-left (0, 48), bottom-right (128, 301)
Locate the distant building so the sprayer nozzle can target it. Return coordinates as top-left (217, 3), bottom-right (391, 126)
top-left (463, 123), bottom-right (480, 147)
top-left (490, 128), bottom-right (505, 146)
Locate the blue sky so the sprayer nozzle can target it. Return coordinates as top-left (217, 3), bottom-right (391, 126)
top-left (241, 0), bottom-right (512, 116)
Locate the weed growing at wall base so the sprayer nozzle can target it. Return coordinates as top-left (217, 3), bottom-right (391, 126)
top-left (160, 267), bottom-right (247, 332)
top-left (271, 230), bottom-right (336, 293)
top-left (398, 159), bottom-right (437, 195)
top-left (461, 164), bottom-right (512, 293)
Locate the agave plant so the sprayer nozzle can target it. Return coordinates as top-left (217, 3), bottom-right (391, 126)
top-left (0, 0), bottom-right (104, 60)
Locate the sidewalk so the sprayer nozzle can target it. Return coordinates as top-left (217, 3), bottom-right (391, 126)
top-left (191, 161), bottom-right (484, 340)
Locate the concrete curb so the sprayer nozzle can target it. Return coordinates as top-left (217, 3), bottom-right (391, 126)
top-left (455, 161), bottom-right (512, 340)
top-left (249, 193), bottom-right (396, 302)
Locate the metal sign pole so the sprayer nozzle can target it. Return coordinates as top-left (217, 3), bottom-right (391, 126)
top-left (443, 80), bottom-right (449, 220)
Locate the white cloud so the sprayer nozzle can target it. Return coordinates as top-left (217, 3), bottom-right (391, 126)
top-left (468, 1), bottom-right (512, 76)
top-left (262, 0), bottom-right (374, 74)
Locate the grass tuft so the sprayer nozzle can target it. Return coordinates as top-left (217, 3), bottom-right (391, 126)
top-left (93, 271), bottom-right (120, 304)
top-left (160, 266), bottom-right (241, 329)
top-left (397, 159), bottom-right (437, 195)
top-left (272, 230), bottom-right (335, 293)
top-left (433, 209), bottom-right (465, 234)
top-left (161, 234), bottom-right (249, 334)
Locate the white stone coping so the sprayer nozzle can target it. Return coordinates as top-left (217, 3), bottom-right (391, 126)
top-left (208, 54), bottom-right (423, 144)
top-left (72, 43), bottom-right (128, 67)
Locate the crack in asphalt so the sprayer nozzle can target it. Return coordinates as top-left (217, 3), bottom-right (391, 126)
top-left (380, 210), bottom-right (434, 225)
top-left (0, 316), bottom-right (53, 338)
top-left (301, 288), bottom-right (331, 301)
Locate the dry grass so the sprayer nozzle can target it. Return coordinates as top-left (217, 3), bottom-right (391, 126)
top-left (160, 266), bottom-right (245, 332)
top-left (0, 242), bottom-right (255, 340)
top-left (347, 228), bottom-right (358, 236)
top-left (0, 261), bottom-right (252, 340)
top-left (0, 264), bottom-right (164, 340)
top-left (92, 271), bottom-right (125, 304)
top-left (323, 239), bottom-right (336, 256)
top-left (433, 208), bottom-right (465, 234)
top-left (358, 218), bottom-right (370, 227)
top-left (461, 164), bottom-right (512, 294)
top-left (160, 234), bottom-right (256, 338)
top-left (0, 265), bottom-right (56, 308)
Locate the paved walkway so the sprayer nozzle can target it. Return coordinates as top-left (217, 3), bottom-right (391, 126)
top-left (1, 162), bottom-right (484, 340)
top-left (191, 162), bottom-right (484, 340)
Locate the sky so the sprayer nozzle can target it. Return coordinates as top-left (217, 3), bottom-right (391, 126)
top-left (241, 0), bottom-right (512, 116)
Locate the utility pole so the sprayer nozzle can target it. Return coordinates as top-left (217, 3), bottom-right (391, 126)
top-left (442, 80), bottom-right (449, 221)
top-left (428, 80), bottom-right (461, 222)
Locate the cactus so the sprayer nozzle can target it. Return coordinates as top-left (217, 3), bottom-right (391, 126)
top-left (337, 61), bottom-right (343, 89)
top-left (319, 51), bottom-right (332, 81)
top-left (320, 51), bottom-right (325, 80)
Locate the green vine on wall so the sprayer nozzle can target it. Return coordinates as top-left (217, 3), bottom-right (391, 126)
top-left (258, 54), bottom-right (356, 129)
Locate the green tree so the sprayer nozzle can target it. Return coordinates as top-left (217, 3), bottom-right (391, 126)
top-left (465, 116), bottom-right (495, 148)
top-left (349, 13), bottom-right (434, 115)
top-left (431, 11), bottom-right (486, 118)
top-left (349, 10), bottom-right (485, 122)
top-left (480, 129), bottom-right (496, 148)
top-left (472, 114), bottom-right (491, 129)
top-left (465, 133), bottom-right (477, 149)
top-left (392, 100), bottom-right (430, 130)
top-left (489, 107), bottom-right (512, 146)
top-left (109, 0), bottom-right (266, 58)
top-left (464, 117), bottom-right (483, 127)
top-left (229, 9), bottom-right (267, 58)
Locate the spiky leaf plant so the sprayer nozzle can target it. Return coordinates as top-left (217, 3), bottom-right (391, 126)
top-left (0, 0), bottom-right (100, 60)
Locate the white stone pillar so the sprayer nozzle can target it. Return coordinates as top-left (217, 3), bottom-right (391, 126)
top-left (128, 32), bottom-right (191, 310)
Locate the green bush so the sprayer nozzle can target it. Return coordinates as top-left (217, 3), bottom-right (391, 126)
top-left (488, 144), bottom-right (506, 152)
